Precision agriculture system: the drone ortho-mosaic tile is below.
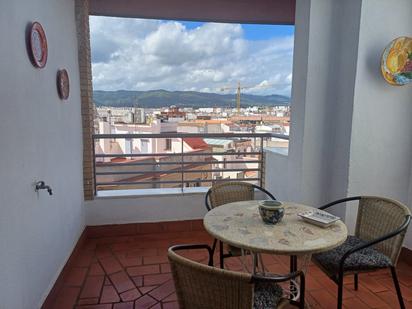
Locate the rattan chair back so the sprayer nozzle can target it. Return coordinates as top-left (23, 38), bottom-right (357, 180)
top-left (207, 182), bottom-right (255, 209)
top-left (356, 196), bottom-right (411, 264)
top-left (168, 247), bottom-right (254, 309)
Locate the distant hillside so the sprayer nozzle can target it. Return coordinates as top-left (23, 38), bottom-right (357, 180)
top-left (93, 90), bottom-right (290, 108)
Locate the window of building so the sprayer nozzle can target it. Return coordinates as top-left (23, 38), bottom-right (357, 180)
top-left (125, 138), bottom-right (133, 155)
top-left (141, 139), bottom-right (149, 153)
top-left (165, 138), bottom-right (172, 151)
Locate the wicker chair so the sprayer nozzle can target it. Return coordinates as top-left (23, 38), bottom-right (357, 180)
top-left (205, 182), bottom-right (276, 268)
top-left (312, 196), bottom-right (411, 309)
top-left (168, 244), bottom-right (305, 309)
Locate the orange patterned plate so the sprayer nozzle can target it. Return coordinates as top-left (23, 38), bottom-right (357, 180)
top-left (381, 37), bottom-right (412, 86)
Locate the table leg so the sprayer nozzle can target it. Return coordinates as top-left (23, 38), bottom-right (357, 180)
top-left (288, 254), bottom-right (312, 308)
top-left (290, 255), bottom-right (298, 300)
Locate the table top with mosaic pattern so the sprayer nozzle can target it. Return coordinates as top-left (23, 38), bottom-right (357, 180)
top-left (203, 200), bottom-right (348, 255)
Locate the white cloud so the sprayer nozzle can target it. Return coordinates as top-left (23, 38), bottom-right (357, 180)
top-left (90, 16), bottom-right (294, 96)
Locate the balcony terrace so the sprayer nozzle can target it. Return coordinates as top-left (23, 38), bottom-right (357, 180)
top-left (44, 223), bottom-right (412, 309)
top-left (2, 0), bottom-right (412, 309)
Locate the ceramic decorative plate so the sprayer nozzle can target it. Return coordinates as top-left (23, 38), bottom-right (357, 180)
top-left (381, 37), bottom-right (412, 86)
top-left (57, 69), bottom-right (69, 100)
top-left (28, 22), bottom-right (48, 68)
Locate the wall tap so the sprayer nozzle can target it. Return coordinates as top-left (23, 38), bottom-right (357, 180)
top-left (35, 181), bottom-right (53, 195)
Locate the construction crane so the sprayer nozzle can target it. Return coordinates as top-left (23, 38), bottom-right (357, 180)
top-left (220, 82), bottom-right (273, 114)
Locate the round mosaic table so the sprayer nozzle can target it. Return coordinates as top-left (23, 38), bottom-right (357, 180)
top-left (204, 200), bottom-right (348, 305)
top-left (204, 200), bottom-right (348, 256)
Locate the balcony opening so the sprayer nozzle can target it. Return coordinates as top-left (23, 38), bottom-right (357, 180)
top-left (88, 14), bottom-right (293, 195)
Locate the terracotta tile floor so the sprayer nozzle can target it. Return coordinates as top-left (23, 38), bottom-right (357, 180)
top-left (48, 229), bottom-right (412, 309)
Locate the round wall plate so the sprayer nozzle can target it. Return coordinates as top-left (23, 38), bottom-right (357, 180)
top-left (28, 22), bottom-right (48, 68)
top-left (381, 37), bottom-right (412, 86)
top-left (57, 69), bottom-right (70, 100)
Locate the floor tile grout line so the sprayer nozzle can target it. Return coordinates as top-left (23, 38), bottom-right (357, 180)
top-left (106, 238), bottom-right (164, 301)
top-left (74, 251), bottom-right (95, 306)
top-left (95, 258), bottom-right (107, 304)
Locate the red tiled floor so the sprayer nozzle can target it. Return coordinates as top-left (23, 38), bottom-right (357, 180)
top-left (77, 298), bottom-right (99, 305)
top-left (100, 285), bottom-right (120, 303)
top-left (75, 305), bottom-right (112, 309)
top-left (127, 264), bottom-right (160, 277)
top-left (162, 301), bottom-right (179, 309)
top-left (134, 294), bottom-right (158, 309)
top-left (64, 268), bottom-right (88, 286)
top-left (79, 276), bottom-right (104, 299)
top-left (131, 276), bottom-right (143, 287)
top-left (46, 228), bottom-right (412, 309)
top-left (148, 280), bottom-right (175, 301)
top-left (118, 255), bottom-right (143, 267)
top-left (113, 302), bottom-right (134, 309)
top-left (119, 288), bottom-right (141, 302)
top-left (342, 297), bottom-right (370, 309)
top-left (73, 252), bottom-right (94, 268)
top-left (160, 263), bottom-right (171, 274)
top-left (143, 273), bottom-right (172, 286)
top-left (139, 286), bottom-right (156, 295)
top-left (89, 263), bottom-right (105, 276)
top-left (163, 293), bottom-right (177, 302)
top-left (99, 256), bottom-right (123, 274)
top-left (110, 271), bottom-right (135, 293)
top-left (143, 255), bottom-right (168, 265)
top-left (53, 287), bottom-right (80, 309)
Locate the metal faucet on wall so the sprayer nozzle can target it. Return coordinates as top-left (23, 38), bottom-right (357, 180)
top-left (35, 181), bottom-right (53, 195)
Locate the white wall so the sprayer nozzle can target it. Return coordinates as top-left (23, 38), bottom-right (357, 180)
top-left (86, 192), bottom-right (207, 225)
top-left (269, 0), bottom-right (362, 216)
top-left (266, 0), bottom-right (412, 247)
top-left (0, 0), bottom-right (85, 308)
top-left (265, 150), bottom-right (290, 201)
top-left (347, 0), bottom-right (412, 244)
top-left (86, 190), bottom-right (268, 225)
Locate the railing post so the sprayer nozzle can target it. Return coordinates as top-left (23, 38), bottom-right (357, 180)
top-left (92, 135), bottom-right (97, 195)
top-left (260, 136), bottom-right (264, 188)
top-left (181, 137), bottom-right (184, 192)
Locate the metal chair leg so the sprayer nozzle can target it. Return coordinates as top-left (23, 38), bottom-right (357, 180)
top-left (219, 240), bottom-right (224, 269)
top-left (211, 238), bottom-right (217, 256)
top-left (354, 273), bottom-right (358, 291)
top-left (390, 266), bottom-right (406, 309)
top-left (337, 273), bottom-right (344, 309)
top-left (299, 272), bottom-right (305, 309)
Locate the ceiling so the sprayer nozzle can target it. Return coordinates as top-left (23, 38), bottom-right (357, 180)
top-left (89, 0), bottom-right (295, 24)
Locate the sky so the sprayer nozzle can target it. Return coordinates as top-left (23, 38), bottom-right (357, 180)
top-left (90, 17), bottom-right (294, 96)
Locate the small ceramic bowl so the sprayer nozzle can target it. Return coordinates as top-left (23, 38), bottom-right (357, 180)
top-left (258, 200), bottom-right (284, 224)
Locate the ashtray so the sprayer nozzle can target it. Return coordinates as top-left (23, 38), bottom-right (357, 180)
top-left (297, 210), bottom-right (340, 227)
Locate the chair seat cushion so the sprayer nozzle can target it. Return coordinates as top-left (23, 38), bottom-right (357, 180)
top-left (313, 235), bottom-right (392, 277)
top-left (253, 281), bottom-right (283, 309)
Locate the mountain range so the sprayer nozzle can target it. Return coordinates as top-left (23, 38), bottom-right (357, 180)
top-left (93, 90), bottom-right (290, 108)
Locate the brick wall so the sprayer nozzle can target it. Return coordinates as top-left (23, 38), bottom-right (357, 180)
top-left (75, 0), bottom-right (95, 200)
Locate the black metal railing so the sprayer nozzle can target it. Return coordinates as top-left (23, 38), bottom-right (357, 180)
top-left (92, 132), bottom-right (289, 193)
